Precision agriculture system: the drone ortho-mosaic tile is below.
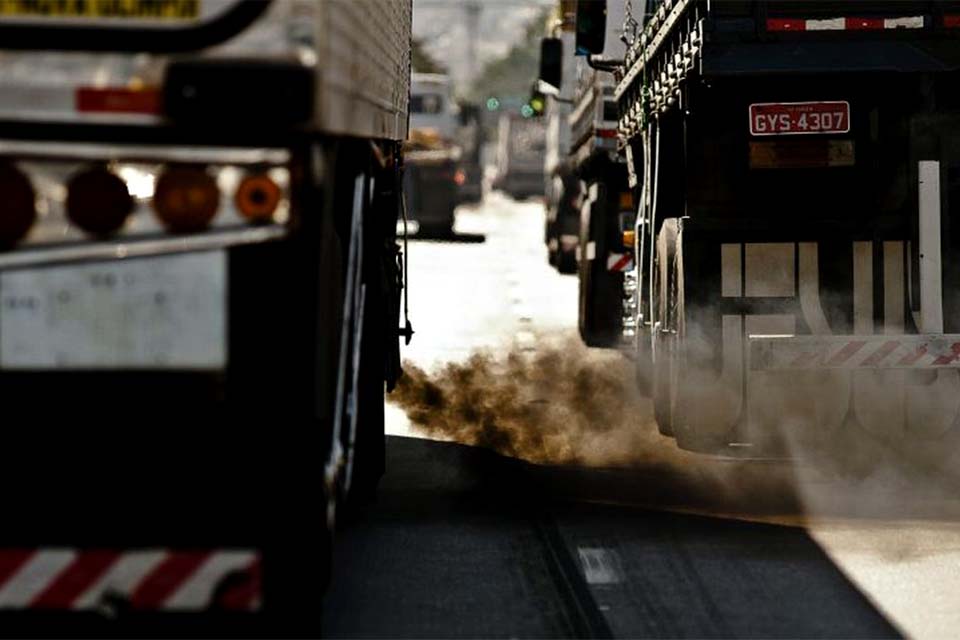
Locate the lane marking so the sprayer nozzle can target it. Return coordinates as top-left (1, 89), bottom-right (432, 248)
top-left (577, 547), bottom-right (623, 585)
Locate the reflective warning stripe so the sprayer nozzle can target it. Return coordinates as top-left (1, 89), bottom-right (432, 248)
top-left (607, 253), bottom-right (634, 271)
top-left (0, 549), bottom-right (260, 611)
top-left (767, 16), bottom-right (925, 31)
top-left (750, 335), bottom-right (960, 370)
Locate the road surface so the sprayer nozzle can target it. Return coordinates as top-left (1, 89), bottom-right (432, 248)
top-left (326, 192), bottom-right (960, 638)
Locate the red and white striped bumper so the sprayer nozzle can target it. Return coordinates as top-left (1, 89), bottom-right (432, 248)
top-left (750, 335), bottom-right (960, 370)
top-left (766, 16), bottom-right (926, 31)
top-left (0, 548), bottom-right (260, 612)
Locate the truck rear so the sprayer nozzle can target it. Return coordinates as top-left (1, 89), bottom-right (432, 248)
top-left (599, 0), bottom-right (960, 457)
top-left (539, 2), bottom-right (582, 273)
top-left (0, 0), bottom-right (410, 634)
top-left (405, 73), bottom-right (460, 235)
top-left (493, 112), bottom-right (546, 200)
top-left (562, 0), bottom-right (634, 347)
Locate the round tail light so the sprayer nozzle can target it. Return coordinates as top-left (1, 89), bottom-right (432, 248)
top-left (66, 167), bottom-right (133, 236)
top-left (153, 166), bottom-right (220, 233)
top-left (0, 163), bottom-right (36, 248)
top-left (235, 174), bottom-right (281, 223)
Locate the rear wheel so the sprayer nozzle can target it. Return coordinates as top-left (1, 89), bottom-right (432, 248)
top-left (652, 219), bottom-right (679, 437)
top-left (578, 180), bottom-right (625, 348)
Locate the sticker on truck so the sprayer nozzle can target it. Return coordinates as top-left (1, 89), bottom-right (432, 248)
top-left (749, 101), bottom-right (850, 136)
top-left (0, 251), bottom-right (226, 370)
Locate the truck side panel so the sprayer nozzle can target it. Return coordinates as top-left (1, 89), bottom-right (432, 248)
top-left (316, 0), bottom-right (411, 141)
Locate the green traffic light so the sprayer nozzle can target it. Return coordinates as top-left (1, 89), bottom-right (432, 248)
top-left (486, 97), bottom-right (501, 111)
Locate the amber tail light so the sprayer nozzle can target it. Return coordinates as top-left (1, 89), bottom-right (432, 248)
top-left (235, 173), bottom-right (281, 223)
top-left (153, 166), bottom-right (220, 233)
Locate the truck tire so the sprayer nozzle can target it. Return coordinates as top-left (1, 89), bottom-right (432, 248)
top-left (578, 181), bottom-right (623, 348)
top-left (652, 219), bottom-right (679, 437)
top-left (557, 244), bottom-right (577, 274)
top-left (347, 173), bottom-right (390, 505)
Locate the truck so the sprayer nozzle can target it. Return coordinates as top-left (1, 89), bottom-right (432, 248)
top-left (0, 0), bottom-right (410, 634)
top-left (577, 0), bottom-right (960, 459)
top-left (539, 5), bottom-right (582, 273)
top-left (405, 72), bottom-right (461, 235)
top-left (493, 112), bottom-right (546, 200)
top-left (563, 1), bottom-right (633, 348)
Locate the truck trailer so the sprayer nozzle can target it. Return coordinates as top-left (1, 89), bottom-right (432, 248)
top-left (577, 0), bottom-right (960, 458)
top-left (0, 0), bottom-right (410, 634)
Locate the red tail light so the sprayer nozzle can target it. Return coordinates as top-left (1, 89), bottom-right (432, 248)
top-left (945, 15), bottom-right (960, 28)
top-left (66, 167), bottom-right (133, 236)
top-left (0, 163), bottom-right (35, 248)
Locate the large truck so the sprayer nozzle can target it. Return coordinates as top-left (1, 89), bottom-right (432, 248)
top-left (493, 112), bottom-right (546, 200)
top-left (540, 2), bottom-right (582, 273)
top-left (405, 72), bottom-right (461, 235)
top-left (564, 1), bottom-right (633, 348)
top-left (579, 0), bottom-right (960, 458)
top-left (0, 0), bottom-right (410, 634)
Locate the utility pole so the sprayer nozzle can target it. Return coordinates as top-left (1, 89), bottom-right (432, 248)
top-left (464, 1), bottom-right (481, 84)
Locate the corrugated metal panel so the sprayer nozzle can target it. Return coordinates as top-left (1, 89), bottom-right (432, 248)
top-left (0, 0), bottom-right (411, 140)
top-left (316, 0), bottom-right (411, 141)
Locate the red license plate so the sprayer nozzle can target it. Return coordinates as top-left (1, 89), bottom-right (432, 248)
top-left (749, 101), bottom-right (850, 136)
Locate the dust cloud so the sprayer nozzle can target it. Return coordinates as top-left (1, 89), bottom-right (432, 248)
top-left (389, 336), bottom-right (803, 518)
top-left (392, 338), bottom-right (650, 466)
top-left (390, 335), bottom-right (960, 524)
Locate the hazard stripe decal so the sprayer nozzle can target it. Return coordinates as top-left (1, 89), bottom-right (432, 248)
top-left (751, 336), bottom-right (960, 370)
top-left (933, 343), bottom-right (960, 366)
top-left (0, 548), bottom-right (261, 612)
top-left (825, 340), bottom-right (866, 366)
top-left (0, 550), bottom-right (34, 588)
top-left (0, 551), bottom-right (76, 607)
top-left (897, 346), bottom-right (928, 366)
top-left (607, 253), bottom-right (634, 272)
top-left (860, 340), bottom-right (900, 367)
top-left (31, 549), bottom-right (120, 609)
top-left (129, 551), bottom-right (212, 609)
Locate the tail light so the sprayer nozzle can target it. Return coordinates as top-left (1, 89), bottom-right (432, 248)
top-left (453, 168), bottom-right (467, 186)
top-left (945, 15), bottom-right (960, 28)
top-left (0, 163), bottom-right (35, 248)
top-left (153, 166), bottom-right (220, 233)
top-left (66, 167), bottom-right (133, 236)
top-left (622, 229), bottom-right (636, 250)
top-left (235, 173), bottom-right (281, 223)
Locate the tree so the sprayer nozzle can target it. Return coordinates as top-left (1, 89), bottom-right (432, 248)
top-left (464, 7), bottom-right (551, 106)
top-left (412, 38), bottom-right (446, 74)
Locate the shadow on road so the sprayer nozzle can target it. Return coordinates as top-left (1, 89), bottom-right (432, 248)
top-left (324, 436), bottom-right (900, 639)
top-left (408, 229), bottom-right (486, 243)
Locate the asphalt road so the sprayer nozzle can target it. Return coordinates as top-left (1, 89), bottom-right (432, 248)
top-left (324, 436), bottom-right (897, 638)
top-left (325, 192), bottom-right (960, 637)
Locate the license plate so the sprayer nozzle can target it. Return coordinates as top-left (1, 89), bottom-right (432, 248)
top-left (0, 0), bottom-right (199, 20)
top-left (0, 251), bottom-right (226, 370)
top-left (749, 101), bottom-right (850, 136)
